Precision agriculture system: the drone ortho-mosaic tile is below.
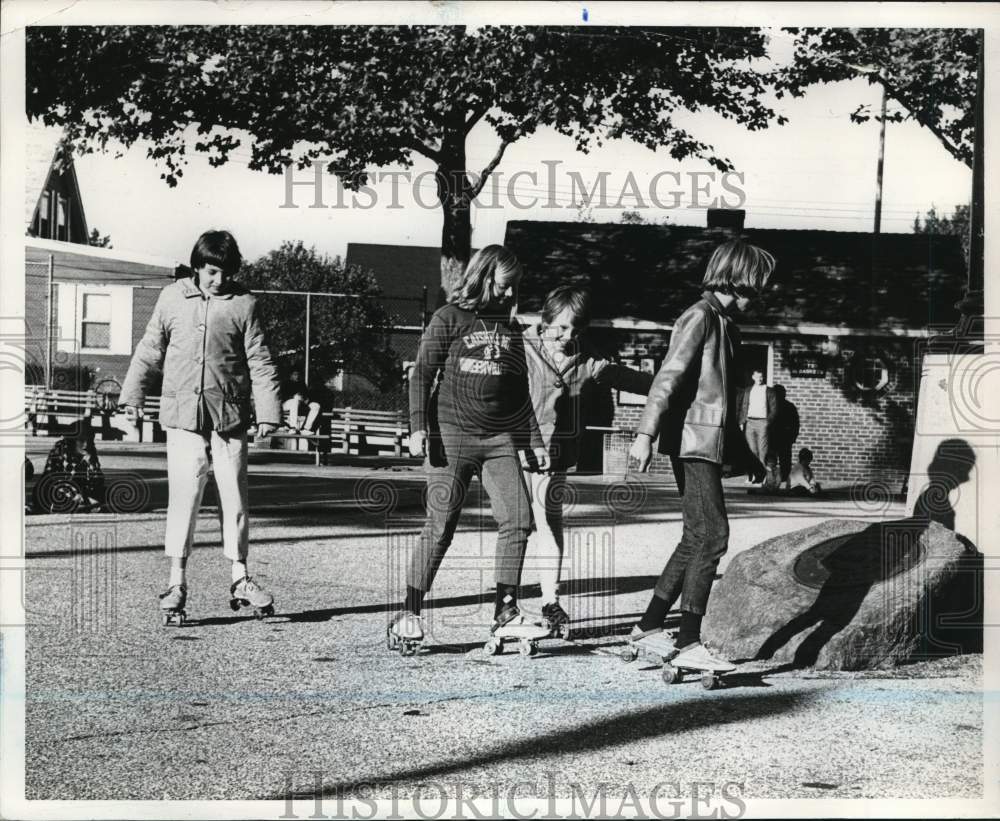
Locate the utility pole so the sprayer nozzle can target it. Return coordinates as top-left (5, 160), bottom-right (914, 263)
top-left (960, 28), bottom-right (985, 330)
top-left (873, 84), bottom-right (888, 236)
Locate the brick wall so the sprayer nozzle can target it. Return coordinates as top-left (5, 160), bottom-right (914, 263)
top-left (590, 328), bottom-right (918, 486)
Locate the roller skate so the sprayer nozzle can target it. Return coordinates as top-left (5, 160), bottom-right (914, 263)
top-left (158, 584), bottom-right (188, 627)
top-left (483, 601), bottom-right (550, 658)
top-left (386, 610), bottom-right (424, 656)
top-left (662, 641), bottom-right (736, 690)
top-left (229, 576), bottom-right (275, 620)
top-left (541, 600), bottom-right (571, 640)
top-left (620, 625), bottom-right (677, 664)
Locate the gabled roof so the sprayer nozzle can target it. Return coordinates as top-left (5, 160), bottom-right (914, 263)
top-left (25, 124), bottom-right (89, 241)
top-left (504, 221), bottom-right (967, 330)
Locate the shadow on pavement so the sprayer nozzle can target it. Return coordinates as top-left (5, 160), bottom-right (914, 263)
top-left (281, 689), bottom-right (818, 797)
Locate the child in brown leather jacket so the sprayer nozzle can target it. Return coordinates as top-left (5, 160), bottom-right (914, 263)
top-left (627, 239), bottom-right (776, 674)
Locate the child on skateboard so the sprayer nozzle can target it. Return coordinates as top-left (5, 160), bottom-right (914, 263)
top-left (522, 285), bottom-right (653, 637)
top-left (390, 245), bottom-right (550, 654)
top-left (120, 230), bottom-right (283, 624)
top-left (628, 239), bottom-right (776, 680)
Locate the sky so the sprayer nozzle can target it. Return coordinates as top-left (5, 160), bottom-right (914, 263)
top-left (26, 29), bottom-right (973, 268)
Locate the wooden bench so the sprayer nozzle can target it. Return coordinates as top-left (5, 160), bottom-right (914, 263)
top-left (25, 386), bottom-right (104, 436)
top-left (329, 407), bottom-right (409, 457)
top-left (260, 407), bottom-right (410, 464)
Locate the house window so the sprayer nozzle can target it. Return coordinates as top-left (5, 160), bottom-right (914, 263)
top-left (38, 191), bottom-right (51, 238)
top-left (854, 354), bottom-right (890, 392)
top-left (56, 195), bottom-right (69, 241)
top-left (81, 293), bottom-right (111, 350)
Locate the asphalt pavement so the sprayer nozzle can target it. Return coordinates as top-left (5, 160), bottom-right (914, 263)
top-left (20, 444), bottom-right (984, 804)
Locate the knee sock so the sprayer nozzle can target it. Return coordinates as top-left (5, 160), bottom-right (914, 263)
top-left (231, 561), bottom-right (248, 583)
top-left (168, 563), bottom-right (187, 588)
top-left (405, 585), bottom-right (425, 616)
top-left (495, 585), bottom-right (517, 619)
top-left (638, 592), bottom-right (670, 632)
top-left (677, 611), bottom-right (703, 648)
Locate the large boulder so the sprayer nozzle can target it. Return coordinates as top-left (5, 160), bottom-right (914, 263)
top-left (703, 518), bottom-right (982, 670)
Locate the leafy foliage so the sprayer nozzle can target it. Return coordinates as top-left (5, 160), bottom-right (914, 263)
top-left (26, 25), bottom-right (783, 286)
top-left (913, 203), bottom-right (970, 266)
top-left (775, 28), bottom-right (978, 166)
top-left (27, 26), bottom-right (780, 179)
top-left (238, 241), bottom-right (397, 393)
top-left (88, 227), bottom-right (112, 248)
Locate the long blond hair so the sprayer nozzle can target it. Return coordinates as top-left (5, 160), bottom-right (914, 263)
top-left (450, 245), bottom-right (523, 313)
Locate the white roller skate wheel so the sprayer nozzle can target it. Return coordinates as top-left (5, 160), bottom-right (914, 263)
top-left (662, 665), bottom-right (682, 685)
top-left (518, 640), bottom-right (534, 657)
top-left (620, 646), bottom-right (638, 663)
top-left (161, 614), bottom-right (170, 627)
top-left (700, 672), bottom-right (719, 690)
top-left (484, 638), bottom-right (501, 656)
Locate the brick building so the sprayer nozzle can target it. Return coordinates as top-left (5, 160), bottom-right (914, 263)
top-left (505, 213), bottom-right (966, 486)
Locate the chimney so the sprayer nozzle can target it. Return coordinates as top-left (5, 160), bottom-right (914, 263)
top-left (706, 208), bottom-right (746, 231)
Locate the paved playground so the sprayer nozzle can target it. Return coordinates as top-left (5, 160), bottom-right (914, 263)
top-left (21, 444), bottom-right (983, 803)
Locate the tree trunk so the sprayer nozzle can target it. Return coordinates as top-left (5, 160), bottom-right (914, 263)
top-left (437, 128), bottom-right (473, 307)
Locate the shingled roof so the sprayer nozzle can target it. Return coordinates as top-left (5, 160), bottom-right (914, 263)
top-left (504, 220), bottom-right (967, 330)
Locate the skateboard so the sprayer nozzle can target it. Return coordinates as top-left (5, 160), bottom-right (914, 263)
top-left (483, 622), bottom-right (552, 657)
top-left (229, 597), bottom-right (275, 620)
top-left (543, 618), bottom-right (572, 642)
top-left (661, 661), bottom-right (731, 690)
top-left (620, 631), bottom-right (677, 665)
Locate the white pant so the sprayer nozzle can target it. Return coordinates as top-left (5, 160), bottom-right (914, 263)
top-left (524, 470), bottom-right (566, 604)
top-left (282, 398), bottom-right (321, 431)
top-left (164, 428), bottom-right (249, 561)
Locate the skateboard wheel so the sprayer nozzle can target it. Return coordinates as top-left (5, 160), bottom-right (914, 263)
top-left (700, 672), bottom-right (719, 690)
top-left (620, 646), bottom-right (638, 663)
top-left (662, 665), bottom-right (682, 685)
top-left (484, 638), bottom-right (501, 656)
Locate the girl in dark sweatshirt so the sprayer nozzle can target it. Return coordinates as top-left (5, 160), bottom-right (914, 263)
top-left (389, 245), bottom-right (549, 653)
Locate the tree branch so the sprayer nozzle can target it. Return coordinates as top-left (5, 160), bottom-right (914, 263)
top-left (869, 73), bottom-right (969, 167)
top-left (465, 104), bottom-right (489, 132)
top-left (407, 136), bottom-right (441, 163)
top-left (470, 138), bottom-right (512, 198)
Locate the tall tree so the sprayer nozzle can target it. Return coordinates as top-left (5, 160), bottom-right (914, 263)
top-left (239, 241), bottom-right (396, 392)
top-left (774, 28), bottom-right (978, 167)
top-left (27, 25), bottom-right (782, 297)
top-left (913, 203), bottom-right (970, 266)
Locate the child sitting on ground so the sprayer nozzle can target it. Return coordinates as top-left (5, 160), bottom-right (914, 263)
top-left (788, 447), bottom-right (822, 495)
top-left (32, 429), bottom-right (105, 514)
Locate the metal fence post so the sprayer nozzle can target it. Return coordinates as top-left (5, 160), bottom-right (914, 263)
top-left (304, 292), bottom-right (312, 385)
top-left (45, 253), bottom-right (54, 389)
